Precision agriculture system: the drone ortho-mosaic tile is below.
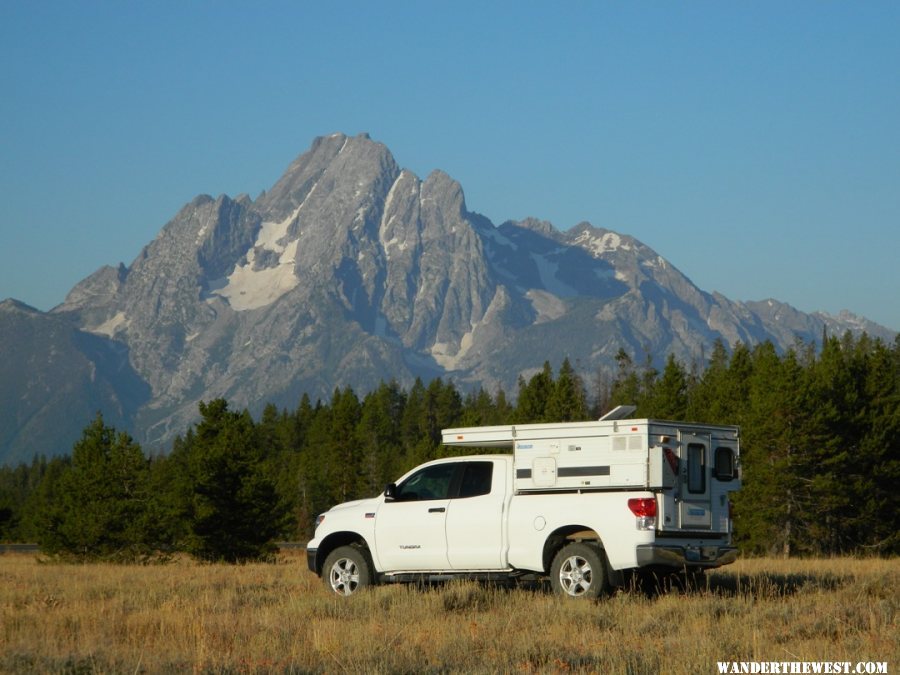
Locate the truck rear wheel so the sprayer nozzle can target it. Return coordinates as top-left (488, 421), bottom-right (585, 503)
top-left (550, 542), bottom-right (607, 599)
top-left (323, 545), bottom-right (372, 596)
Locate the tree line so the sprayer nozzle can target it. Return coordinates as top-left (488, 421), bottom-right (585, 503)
top-left (1, 333), bottom-right (898, 561)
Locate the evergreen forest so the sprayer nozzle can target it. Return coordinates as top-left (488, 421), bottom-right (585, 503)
top-left (1, 333), bottom-right (898, 561)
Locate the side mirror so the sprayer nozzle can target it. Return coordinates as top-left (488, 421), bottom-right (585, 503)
top-left (384, 483), bottom-right (397, 502)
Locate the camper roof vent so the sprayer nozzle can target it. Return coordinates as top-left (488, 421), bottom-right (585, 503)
top-left (599, 405), bottom-right (637, 421)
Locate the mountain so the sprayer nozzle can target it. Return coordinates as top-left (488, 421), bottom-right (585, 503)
top-left (1, 133), bottom-right (895, 463)
top-left (0, 299), bottom-right (150, 465)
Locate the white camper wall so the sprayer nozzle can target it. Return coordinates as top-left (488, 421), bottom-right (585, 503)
top-left (513, 425), bottom-right (650, 492)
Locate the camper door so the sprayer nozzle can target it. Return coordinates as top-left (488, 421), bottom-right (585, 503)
top-left (677, 431), bottom-right (713, 530)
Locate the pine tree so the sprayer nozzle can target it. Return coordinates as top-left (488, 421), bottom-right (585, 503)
top-left (731, 342), bottom-right (807, 555)
top-left (185, 400), bottom-right (287, 562)
top-left (803, 333), bottom-right (879, 553)
top-left (494, 388), bottom-right (514, 424)
top-left (638, 348), bottom-right (659, 413)
top-left (515, 362), bottom-right (554, 422)
top-left (424, 379), bottom-right (463, 457)
top-left (687, 339), bottom-right (733, 423)
top-left (322, 387), bottom-right (363, 502)
top-left (146, 432), bottom-right (194, 552)
top-left (545, 358), bottom-right (588, 422)
top-left (300, 399), bottom-right (335, 536)
top-left (0, 456), bottom-right (53, 542)
top-left (591, 366), bottom-right (615, 419)
top-left (37, 414), bottom-right (153, 560)
top-left (645, 354), bottom-right (688, 419)
top-left (400, 378), bottom-right (430, 466)
top-left (856, 336), bottom-right (900, 552)
top-left (286, 393), bottom-right (318, 539)
top-left (18, 456), bottom-right (70, 546)
top-left (460, 388), bottom-right (496, 427)
top-left (358, 381), bottom-right (406, 495)
top-left (609, 348), bottom-right (641, 412)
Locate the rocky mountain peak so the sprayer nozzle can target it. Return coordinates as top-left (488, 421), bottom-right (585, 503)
top-left (258, 133), bottom-right (399, 223)
top-left (503, 217), bottom-right (559, 239)
top-left (2, 132), bottom-right (894, 463)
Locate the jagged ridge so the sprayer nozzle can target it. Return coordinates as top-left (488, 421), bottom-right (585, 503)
top-left (1, 133), bottom-right (894, 461)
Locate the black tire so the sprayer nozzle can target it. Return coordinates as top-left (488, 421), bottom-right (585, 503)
top-left (322, 545), bottom-right (373, 597)
top-left (550, 542), bottom-right (608, 599)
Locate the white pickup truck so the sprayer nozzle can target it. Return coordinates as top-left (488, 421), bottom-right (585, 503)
top-left (306, 408), bottom-right (741, 599)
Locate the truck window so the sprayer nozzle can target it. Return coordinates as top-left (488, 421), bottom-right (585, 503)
top-left (458, 462), bottom-right (493, 498)
top-left (687, 443), bottom-right (706, 494)
top-left (713, 446), bottom-right (735, 481)
top-left (395, 463), bottom-right (457, 501)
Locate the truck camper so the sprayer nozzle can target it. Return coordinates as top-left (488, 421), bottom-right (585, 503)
top-left (307, 406), bottom-right (741, 598)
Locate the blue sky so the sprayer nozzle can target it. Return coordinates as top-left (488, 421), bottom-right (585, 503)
top-left (2, 1), bottom-right (898, 330)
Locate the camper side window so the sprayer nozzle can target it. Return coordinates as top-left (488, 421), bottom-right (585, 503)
top-left (713, 446), bottom-right (736, 481)
top-left (687, 443), bottom-right (706, 494)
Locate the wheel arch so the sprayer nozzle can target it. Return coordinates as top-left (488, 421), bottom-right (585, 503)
top-left (314, 531), bottom-right (372, 576)
top-left (541, 525), bottom-right (603, 573)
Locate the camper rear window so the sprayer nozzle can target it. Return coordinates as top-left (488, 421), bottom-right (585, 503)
top-left (687, 443), bottom-right (706, 494)
top-left (714, 446), bottom-right (736, 481)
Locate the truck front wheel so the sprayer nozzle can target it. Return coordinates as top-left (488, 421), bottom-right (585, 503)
top-left (323, 545), bottom-right (372, 596)
top-left (550, 542), bottom-right (607, 599)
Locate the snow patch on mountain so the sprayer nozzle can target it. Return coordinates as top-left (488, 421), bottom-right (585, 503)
top-left (211, 208), bottom-right (301, 311)
top-left (195, 216), bottom-right (211, 244)
top-left (640, 255), bottom-right (667, 270)
top-left (379, 171), bottom-right (415, 261)
top-left (573, 230), bottom-right (629, 256)
top-left (431, 323), bottom-right (479, 370)
top-left (86, 311), bottom-right (128, 337)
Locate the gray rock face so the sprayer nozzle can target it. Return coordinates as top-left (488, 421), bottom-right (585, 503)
top-left (1, 132), bottom-right (894, 461)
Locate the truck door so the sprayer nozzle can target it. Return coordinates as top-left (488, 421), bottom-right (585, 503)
top-left (446, 460), bottom-right (506, 570)
top-left (374, 462), bottom-right (456, 571)
top-left (678, 431), bottom-right (712, 530)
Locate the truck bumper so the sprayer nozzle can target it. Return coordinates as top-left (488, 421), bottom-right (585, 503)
top-left (636, 544), bottom-right (738, 569)
top-left (306, 548), bottom-right (318, 574)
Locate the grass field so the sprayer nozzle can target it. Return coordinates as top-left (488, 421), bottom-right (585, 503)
top-left (0, 553), bottom-right (896, 674)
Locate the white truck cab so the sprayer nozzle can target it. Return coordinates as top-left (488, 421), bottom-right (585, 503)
top-left (307, 408), bottom-right (741, 598)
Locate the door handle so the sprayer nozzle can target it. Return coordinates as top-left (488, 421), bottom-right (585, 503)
top-left (428, 507), bottom-right (446, 513)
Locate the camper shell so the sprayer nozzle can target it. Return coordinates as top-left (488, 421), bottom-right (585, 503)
top-left (443, 408), bottom-right (740, 536)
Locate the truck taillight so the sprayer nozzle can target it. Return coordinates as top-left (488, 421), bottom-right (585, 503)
top-left (628, 497), bottom-right (657, 531)
top-left (628, 498), bottom-right (657, 517)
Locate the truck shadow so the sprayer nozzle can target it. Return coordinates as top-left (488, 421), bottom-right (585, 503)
top-left (408, 568), bottom-right (851, 602)
top-left (624, 569), bottom-right (851, 600)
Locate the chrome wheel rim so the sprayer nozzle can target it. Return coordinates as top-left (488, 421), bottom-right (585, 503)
top-left (328, 557), bottom-right (360, 596)
top-left (558, 555), bottom-right (593, 597)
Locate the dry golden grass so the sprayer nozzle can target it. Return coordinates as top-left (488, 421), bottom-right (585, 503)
top-left (0, 552), bottom-right (896, 674)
